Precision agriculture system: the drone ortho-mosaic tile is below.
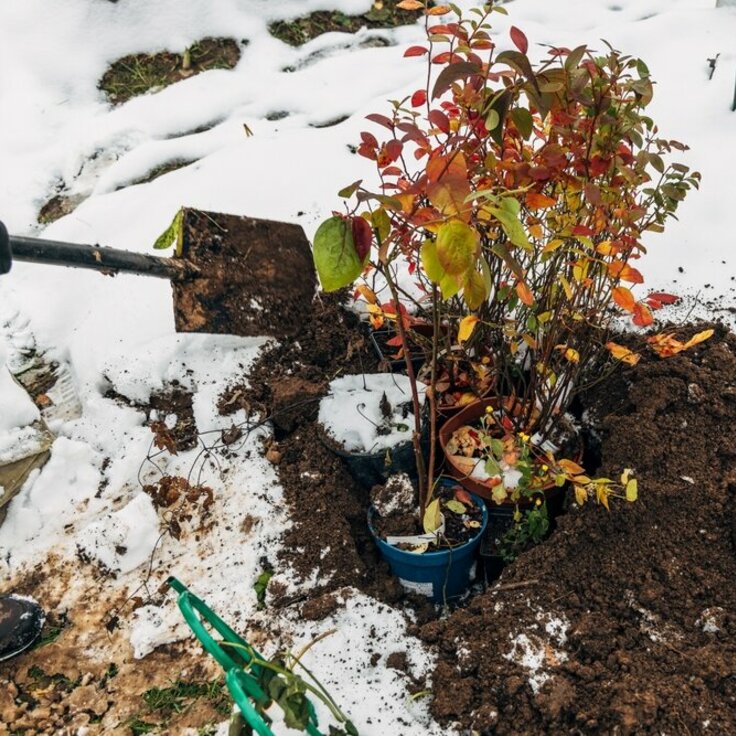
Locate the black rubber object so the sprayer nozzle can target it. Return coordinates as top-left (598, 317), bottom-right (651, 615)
top-left (0, 595), bottom-right (45, 661)
top-left (0, 221), bottom-right (11, 275)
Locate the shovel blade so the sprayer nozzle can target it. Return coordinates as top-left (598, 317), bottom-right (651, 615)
top-left (172, 208), bottom-right (316, 339)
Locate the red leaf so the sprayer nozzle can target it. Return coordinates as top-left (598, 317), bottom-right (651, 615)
top-left (428, 109), bottom-right (450, 134)
top-left (632, 302), bottom-right (654, 327)
top-left (509, 26), bottom-right (528, 54)
top-left (404, 45), bottom-right (428, 58)
top-left (351, 217), bottom-right (373, 261)
top-left (386, 139), bottom-right (403, 161)
top-left (431, 51), bottom-right (462, 64)
top-left (647, 291), bottom-right (680, 305)
top-left (571, 225), bottom-right (594, 236)
top-left (365, 113), bottom-right (393, 129)
top-left (385, 335), bottom-right (403, 347)
top-left (360, 131), bottom-right (378, 148)
top-left (411, 89), bottom-right (427, 107)
top-left (454, 488), bottom-right (473, 505)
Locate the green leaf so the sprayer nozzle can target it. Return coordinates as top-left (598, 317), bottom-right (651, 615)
top-left (489, 204), bottom-right (531, 251)
top-left (153, 208), bottom-right (184, 254)
top-left (485, 456), bottom-right (501, 476)
top-left (338, 179), bottom-right (362, 198)
top-left (565, 45), bottom-right (587, 72)
top-left (445, 499), bottom-right (466, 515)
top-left (490, 438), bottom-right (505, 458)
top-left (435, 221), bottom-right (478, 275)
top-left (421, 240), bottom-right (445, 284)
top-left (313, 216), bottom-right (364, 292)
top-left (485, 108), bottom-right (500, 131)
top-left (440, 273), bottom-right (460, 300)
top-left (510, 107), bottom-right (533, 139)
top-left (371, 208), bottom-right (391, 243)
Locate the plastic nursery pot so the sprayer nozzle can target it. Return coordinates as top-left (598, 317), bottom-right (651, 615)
top-left (328, 432), bottom-right (427, 489)
top-left (478, 509), bottom-right (515, 585)
top-left (368, 488), bottom-right (489, 603)
top-left (369, 323), bottom-right (432, 374)
top-left (318, 371), bottom-right (431, 489)
top-left (438, 397), bottom-right (573, 514)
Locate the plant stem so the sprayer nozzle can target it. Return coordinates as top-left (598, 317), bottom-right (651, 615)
top-left (381, 264), bottom-right (427, 510)
top-left (426, 285), bottom-right (440, 507)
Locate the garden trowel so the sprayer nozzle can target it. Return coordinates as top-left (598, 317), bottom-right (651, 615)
top-left (0, 208), bottom-right (316, 339)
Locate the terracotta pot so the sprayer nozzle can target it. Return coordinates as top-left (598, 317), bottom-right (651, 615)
top-left (438, 397), bottom-right (577, 507)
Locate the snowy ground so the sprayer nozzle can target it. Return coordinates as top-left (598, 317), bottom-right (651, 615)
top-left (0, 0), bottom-right (734, 733)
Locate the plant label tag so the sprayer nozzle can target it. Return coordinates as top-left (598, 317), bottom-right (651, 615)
top-left (398, 578), bottom-right (434, 597)
top-left (385, 532), bottom-right (439, 547)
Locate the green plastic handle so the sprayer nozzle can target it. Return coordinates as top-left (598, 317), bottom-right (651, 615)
top-left (168, 576), bottom-right (325, 736)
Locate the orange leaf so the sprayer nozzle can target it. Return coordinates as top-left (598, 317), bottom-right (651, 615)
top-left (558, 458), bottom-right (585, 475)
top-left (427, 5), bottom-right (452, 14)
top-left (612, 286), bottom-right (635, 313)
top-left (354, 284), bottom-right (377, 305)
top-left (632, 302), bottom-right (653, 327)
top-left (525, 192), bottom-right (557, 210)
top-left (516, 281), bottom-right (534, 306)
top-left (620, 265), bottom-right (644, 284)
top-left (397, 0), bottom-right (424, 9)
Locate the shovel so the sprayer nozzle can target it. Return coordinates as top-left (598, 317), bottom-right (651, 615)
top-left (0, 208), bottom-right (316, 339)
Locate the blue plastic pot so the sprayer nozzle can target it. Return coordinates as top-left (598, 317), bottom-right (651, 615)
top-left (368, 489), bottom-right (488, 603)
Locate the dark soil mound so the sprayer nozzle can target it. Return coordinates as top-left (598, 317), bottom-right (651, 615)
top-left (422, 323), bottom-right (736, 735)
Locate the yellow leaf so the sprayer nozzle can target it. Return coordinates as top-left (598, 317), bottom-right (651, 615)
top-left (427, 4), bottom-right (451, 14)
top-left (572, 475), bottom-right (592, 484)
top-left (554, 345), bottom-right (580, 363)
top-left (492, 483), bottom-right (507, 505)
top-left (625, 478), bottom-right (638, 502)
top-left (422, 498), bottom-right (443, 534)
top-left (682, 329), bottom-right (714, 351)
top-left (542, 239), bottom-right (564, 255)
top-left (595, 240), bottom-right (614, 256)
top-left (574, 485), bottom-right (587, 505)
top-left (458, 315), bottom-right (480, 343)
top-left (436, 221), bottom-right (478, 275)
top-left (559, 275), bottom-right (573, 300)
top-left (463, 269), bottom-right (487, 310)
top-left (572, 260), bottom-right (588, 282)
top-left (606, 341), bottom-right (640, 366)
top-left (620, 468), bottom-right (633, 485)
top-left (596, 485), bottom-right (610, 511)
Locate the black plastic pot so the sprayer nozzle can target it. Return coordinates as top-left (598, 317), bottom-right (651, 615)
top-left (369, 327), bottom-right (428, 374)
top-left (478, 510), bottom-right (514, 585)
top-left (330, 435), bottom-right (423, 489)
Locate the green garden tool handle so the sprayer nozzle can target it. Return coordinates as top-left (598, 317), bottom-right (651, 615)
top-left (168, 577), bottom-right (325, 736)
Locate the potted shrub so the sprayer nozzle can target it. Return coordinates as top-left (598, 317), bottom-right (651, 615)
top-left (312, 1), bottom-right (698, 583)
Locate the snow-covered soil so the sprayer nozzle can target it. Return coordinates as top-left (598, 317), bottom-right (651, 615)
top-left (0, 0), bottom-right (734, 733)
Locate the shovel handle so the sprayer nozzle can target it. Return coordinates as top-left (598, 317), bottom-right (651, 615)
top-left (0, 221), bottom-right (195, 281)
